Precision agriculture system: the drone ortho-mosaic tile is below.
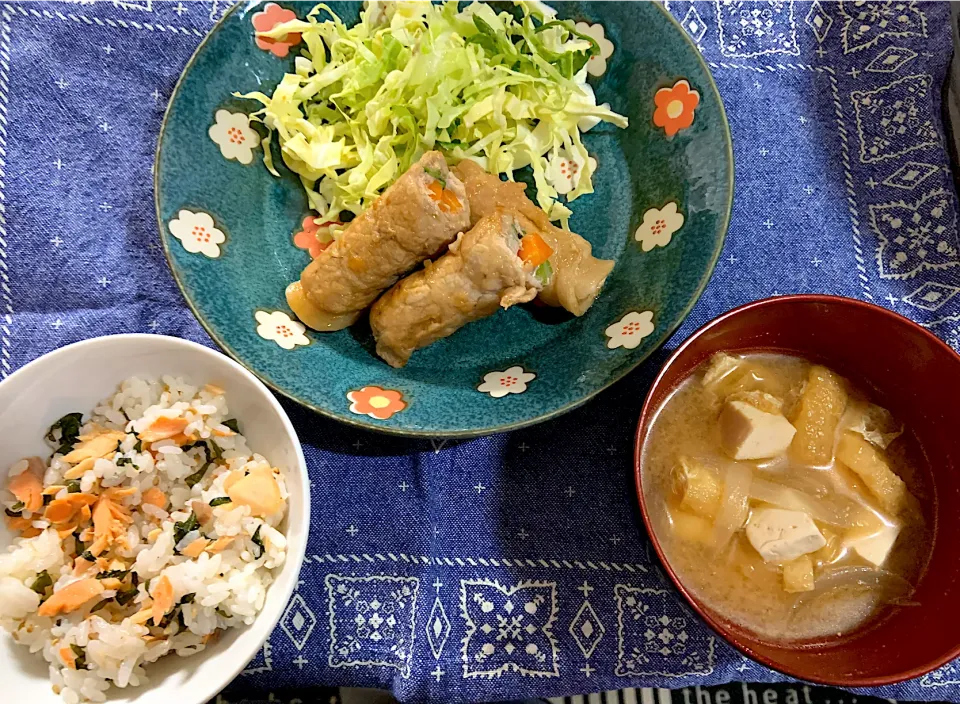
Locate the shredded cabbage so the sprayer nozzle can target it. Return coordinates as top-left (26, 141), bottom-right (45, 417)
top-left (238, 0), bottom-right (628, 225)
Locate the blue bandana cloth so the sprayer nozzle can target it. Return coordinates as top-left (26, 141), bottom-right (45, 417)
top-left (4, 1), bottom-right (960, 702)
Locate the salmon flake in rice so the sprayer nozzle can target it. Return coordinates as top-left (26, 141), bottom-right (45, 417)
top-left (0, 375), bottom-right (288, 703)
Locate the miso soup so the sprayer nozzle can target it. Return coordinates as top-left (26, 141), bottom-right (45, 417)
top-left (641, 353), bottom-right (931, 641)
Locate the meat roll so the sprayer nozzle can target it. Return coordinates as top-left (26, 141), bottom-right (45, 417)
top-left (370, 210), bottom-right (542, 368)
top-left (286, 151), bottom-right (471, 332)
top-left (453, 159), bottom-right (614, 317)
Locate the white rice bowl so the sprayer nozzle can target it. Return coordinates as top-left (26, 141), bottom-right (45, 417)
top-left (0, 335), bottom-right (308, 704)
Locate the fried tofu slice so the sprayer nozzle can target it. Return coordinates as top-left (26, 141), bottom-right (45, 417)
top-left (836, 431), bottom-right (912, 516)
top-left (791, 365), bottom-right (847, 465)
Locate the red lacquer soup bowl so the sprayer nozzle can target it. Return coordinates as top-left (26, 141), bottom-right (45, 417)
top-left (633, 294), bottom-right (960, 686)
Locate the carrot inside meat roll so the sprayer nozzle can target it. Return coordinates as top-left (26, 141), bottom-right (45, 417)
top-left (287, 151), bottom-right (471, 332)
top-left (453, 159), bottom-right (614, 317)
top-left (370, 210), bottom-right (542, 368)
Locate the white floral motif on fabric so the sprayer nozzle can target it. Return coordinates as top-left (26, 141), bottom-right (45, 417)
top-left (459, 579), bottom-right (559, 679)
top-left (614, 585), bottom-right (715, 677)
top-left (851, 74), bottom-right (939, 164)
top-left (869, 188), bottom-right (958, 279)
top-left (326, 575), bottom-right (420, 678)
top-left (922, 661), bottom-right (960, 688)
top-left (838, 0), bottom-right (927, 54)
top-left (681, 6), bottom-right (709, 44)
top-left (569, 600), bottom-right (605, 658)
top-left (865, 46), bottom-right (918, 74)
top-left (241, 641), bottom-right (273, 675)
top-left (882, 161), bottom-right (939, 191)
top-left (715, 1), bottom-right (799, 58)
top-left (804, 1), bottom-right (832, 44)
top-left (426, 597), bottom-right (451, 659)
top-left (902, 282), bottom-right (960, 313)
top-left (280, 593), bottom-right (317, 650)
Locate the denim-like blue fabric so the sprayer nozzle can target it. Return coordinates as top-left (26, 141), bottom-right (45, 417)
top-left (5, 2), bottom-right (960, 702)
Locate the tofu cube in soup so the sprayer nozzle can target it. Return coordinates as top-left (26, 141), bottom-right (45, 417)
top-left (719, 401), bottom-right (797, 460)
top-left (745, 507), bottom-right (826, 562)
top-left (845, 523), bottom-right (901, 567)
top-left (791, 365), bottom-right (848, 465)
top-left (782, 555), bottom-right (815, 593)
top-left (837, 431), bottom-right (912, 515)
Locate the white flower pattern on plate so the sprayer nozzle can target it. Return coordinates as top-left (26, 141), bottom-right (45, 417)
top-left (606, 311), bottom-right (655, 350)
top-left (168, 209), bottom-right (226, 258)
top-left (255, 310), bottom-right (310, 350)
top-left (208, 109), bottom-right (261, 165)
top-left (635, 202), bottom-right (684, 252)
top-left (546, 150), bottom-right (598, 196)
top-left (575, 22), bottom-right (615, 77)
top-left (477, 366), bottom-right (536, 398)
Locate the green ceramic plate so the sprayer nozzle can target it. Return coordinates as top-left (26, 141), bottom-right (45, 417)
top-left (155, 1), bottom-right (733, 437)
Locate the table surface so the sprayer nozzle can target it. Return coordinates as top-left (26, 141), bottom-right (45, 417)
top-left (3, 1), bottom-right (960, 703)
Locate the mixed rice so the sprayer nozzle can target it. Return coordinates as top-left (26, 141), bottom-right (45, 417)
top-left (0, 376), bottom-right (288, 703)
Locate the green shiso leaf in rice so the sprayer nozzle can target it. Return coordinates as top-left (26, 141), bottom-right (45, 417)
top-left (251, 525), bottom-right (265, 558)
top-left (173, 512), bottom-right (200, 550)
top-left (79, 550), bottom-right (95, 562)
top-left (133, 437), bottom-right (142, 453)
top-left (65, 479), bottom-right (82, 493)
top-left (70, 643), bottom-right (88, 670)
top-left (30, 570), bottom-right (52, 594)
top-left (115, 456), bottom-right (137, 467)
top-left (183, 439), bottom-right (225, 487)
top-left (223, 418), bottom-right (241, 433)
top-left (183, 464), bottom-right (209, 488)
top-left (45, 412), bottom-right (84, 455)
top-left (158, 607), bottom-right (179, 629)
top-left (9, 500), bottom-right (24, 512)
top-left (96, 569), bottom-right (129, 580)
top-left (180, 593), bottom-right (196, 605)
top-left (115, 585), bottom-right (138, 606)
top-left (89, 598), bottom-right (111, 614)
top-left (209, 497), bottom-right (232, 507)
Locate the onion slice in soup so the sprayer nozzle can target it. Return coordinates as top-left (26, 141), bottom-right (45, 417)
top-left (792, 566), bottom-right (915, 612)
top-left (712, 464), bottom-right (752, 551)
top-left (749, 477), bottom-right (855, 527)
